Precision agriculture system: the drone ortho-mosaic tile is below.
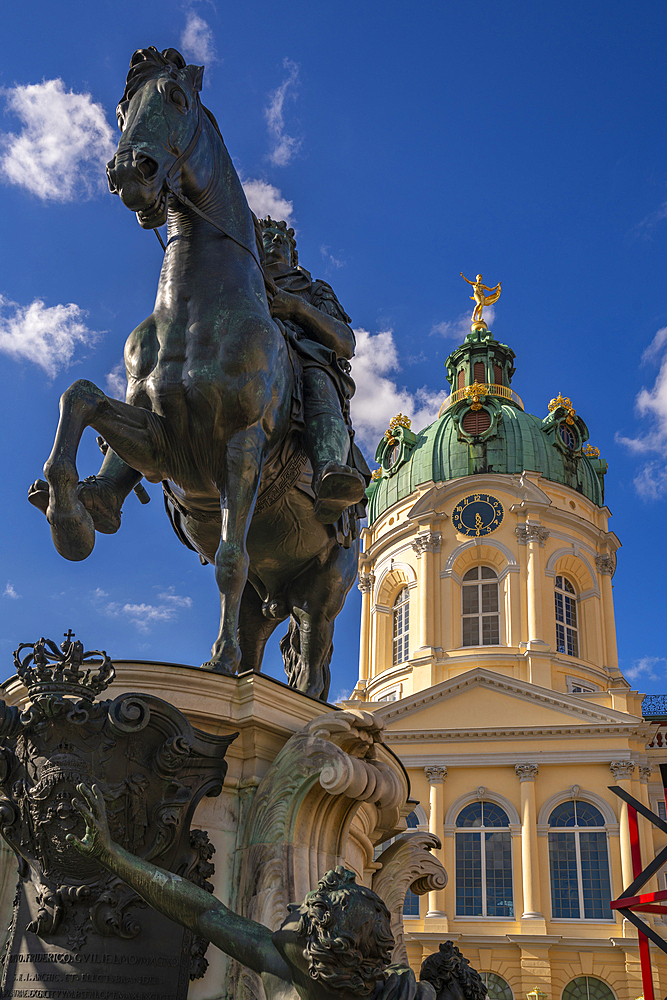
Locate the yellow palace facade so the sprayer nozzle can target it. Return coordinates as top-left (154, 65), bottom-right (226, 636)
top-left (343, 319), bottom-right (667, 1000)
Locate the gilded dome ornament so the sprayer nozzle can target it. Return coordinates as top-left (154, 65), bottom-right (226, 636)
top-left (460, 271), bottom-right (502, 331)
top-left (583, 443), bottom-right (600, 458)
top-left (548, 392), bottom-right (576, 425)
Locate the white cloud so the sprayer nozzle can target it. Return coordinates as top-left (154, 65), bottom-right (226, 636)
top-left (625, 655), bottom-right (665, 683)
top-left (320, 245), bottom-right (345, 269)
top-left (103, 588), bottom-right (193, 632)
top-left (632, 462), bottom-right (667, 501)
top-left (616, 329), bottom-right (667, 496)
top-left (106, 361), bottom-right (126, 400)
top-left (0, 294), bottom-right (101, 377)
top-left (3, 582), bottom-right (20, 599)
top-left (157, 587), bottom-right (193, 608)
top-left (180, 9), bottom-right (217, 67)
top-left (350, 328), bottom-right (443, 457)
top-left (264, 59), bottom-right (301, 167)
top-left (0, 79), bottom-right (115, 202)
top-left (242, 177), bottom-right (294, 226)
top-left (642, 326), bottom-right (667, 364)
top-left (431, 306), bottom-right (495, 341)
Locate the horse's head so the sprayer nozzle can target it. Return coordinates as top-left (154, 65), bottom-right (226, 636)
top-left (107, 47), bottom-right (206, 229)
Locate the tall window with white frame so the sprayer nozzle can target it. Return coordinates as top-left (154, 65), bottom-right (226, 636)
top-left (548, 801), bottom-right (612, 919)
top-left (555, 575), bottom-right (579, 656)
top-left (462, 566), bottom-right (500, 646)
top-left (455, 801), bottom-right (514, 917)
top-left (392, 587), bottom-right (410, 666)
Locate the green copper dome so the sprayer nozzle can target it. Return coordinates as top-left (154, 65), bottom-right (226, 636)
top-left (366, 328), bottom-right (607, 524)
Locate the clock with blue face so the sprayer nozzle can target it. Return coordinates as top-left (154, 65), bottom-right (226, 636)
top-left (452, 493), bottom-right (504, 537)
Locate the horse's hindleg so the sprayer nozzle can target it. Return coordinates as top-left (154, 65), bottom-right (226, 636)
top-left (41, 379), bottom-right (166, 561)
top-left (285, 544), bottom-right (358, 701)
top-left (237, 582), bottom-right (285, 673)
top-left (203, 428), bottom-right (267, 674)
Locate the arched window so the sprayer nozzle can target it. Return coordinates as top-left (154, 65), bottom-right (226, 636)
top-left (455, 801), bottom-right (514, 917)
top-left (493, 364), bottom-right (503, 387)
top-left (458, 370), bottom-right (466, 390)
top-left (462, 567), bottom-right (499, 646)
top-left (548, 801), bottom-right (612, 919)
top-left (562, 979), bottom-right (615, 1000)
top-left (393, 588), bottom-right (410, 665)
top-left (474, 361), bottom-right (486, 383)
top-left (555, 576), bottom-right (579, 657)
top-left (480, 973), bottom-right (514, 1000)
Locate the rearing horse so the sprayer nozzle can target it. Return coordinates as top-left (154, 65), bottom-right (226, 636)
top-left (29, 47), bottom-right (360, 699)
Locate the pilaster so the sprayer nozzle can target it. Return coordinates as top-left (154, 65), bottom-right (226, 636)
top-left (611, 760), bottom-right (637, 908)
top-left (515, 763), bottom-right (546, 931)
top-left (516, 523), bottom-right (550, 650)
top-left (355, 573), bottom-right (375, 691)
top-left (412, 532), bottom-right (441, 655)
top-left (424, 764), bottom-right (448, 925)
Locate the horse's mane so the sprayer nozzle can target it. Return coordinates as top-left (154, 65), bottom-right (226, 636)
top-left (419, 943), bottom-right (487, 1000)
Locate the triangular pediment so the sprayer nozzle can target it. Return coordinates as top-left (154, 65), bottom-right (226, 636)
top-left (372, 667), bottom-right (643, 734)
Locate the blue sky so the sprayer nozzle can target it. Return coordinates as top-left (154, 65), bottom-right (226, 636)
top-left (2, 1), bottom-right (667, 698)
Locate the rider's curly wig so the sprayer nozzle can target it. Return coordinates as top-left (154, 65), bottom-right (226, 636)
top-left (419, 942), bottom-right (487, 1000)
top-left (295, 866), bottom-right (394, 996)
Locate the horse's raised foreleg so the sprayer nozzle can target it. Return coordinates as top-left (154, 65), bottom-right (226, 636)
top-left (41, 378), bottom-right (167, 561)
top-left (203, 427), bottom-right (267, 675)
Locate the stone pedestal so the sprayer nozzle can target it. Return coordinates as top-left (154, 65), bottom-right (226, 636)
top-left (1, 661), bottom-right (438, 1000)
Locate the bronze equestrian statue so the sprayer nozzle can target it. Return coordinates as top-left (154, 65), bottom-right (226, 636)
top-left (28, 46), bottom-right (369, 701)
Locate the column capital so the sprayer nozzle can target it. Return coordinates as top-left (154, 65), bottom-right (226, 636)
top-left (595, 554), bottom-right (615, 576)
top-left (638, 764), bottom-right (653, 783)
top-left (515, 763), bottom-right (539, 782)
top-left (412, 531), bottom-right (442, 557)
top-left (610, 760), bottom-right (636, 781)
top-left (357, 573), bottom-right (375, 594)
top-left (424, 765), bottom-right (448, 785)
top-left (516, 524), bottom-right (550, 546)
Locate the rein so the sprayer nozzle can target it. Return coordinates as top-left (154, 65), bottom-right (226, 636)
top-left (152, 98), bottom-right (277, 294)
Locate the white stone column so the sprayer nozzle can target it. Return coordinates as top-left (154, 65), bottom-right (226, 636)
top-left (356, 573), bottom-right (375, 686)
top-left (425, 765), bottom-right (448, 917)
top-left (515, 763), bottom-right (543, 920)
top-left (637, 764), bottom-right (658, 895)
top-left (611, 760), bottom-right (637, 892)
top-left (516, 524), bottom-right (550, 648)
top-left (597, 555), bottom-right (619, 673)
top-left (412, 532), bottom-right (441, 652)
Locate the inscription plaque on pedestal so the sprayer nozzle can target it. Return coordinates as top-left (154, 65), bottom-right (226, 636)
top-left (2, 887), bottom-right (191, 999)
top-left (0, 634), bottom-right (236, 1000)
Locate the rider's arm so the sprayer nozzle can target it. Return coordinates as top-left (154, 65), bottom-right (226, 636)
top-left (69, 786), bottom-right (291, 982)
top-left (272, 292), bottom-right (355, 358)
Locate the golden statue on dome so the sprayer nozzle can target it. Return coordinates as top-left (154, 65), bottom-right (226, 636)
top-left (460, 272), bottom-right (502, 329)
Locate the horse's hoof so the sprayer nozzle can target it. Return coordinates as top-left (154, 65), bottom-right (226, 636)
top-left (200, 659), bottom-right (237, 675)
top-left (47, 503), bottom-right (95, 561)
top-left (28, 480), bottom-right (49, 515)
top-left (78, 476), bottom-right (122, 534)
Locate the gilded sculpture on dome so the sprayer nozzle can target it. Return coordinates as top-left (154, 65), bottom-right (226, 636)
top-left (460, 272), bottom-right (502, 328)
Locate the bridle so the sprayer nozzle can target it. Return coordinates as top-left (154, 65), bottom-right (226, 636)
top-left (151, 94), bottom-right (277, 294)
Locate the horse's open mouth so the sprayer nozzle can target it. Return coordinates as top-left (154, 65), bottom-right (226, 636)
top-left (136, 186), bottom-right (168, 228)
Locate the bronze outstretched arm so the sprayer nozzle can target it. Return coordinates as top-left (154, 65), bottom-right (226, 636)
top-left (68, 784), bottom-right (291, 982)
